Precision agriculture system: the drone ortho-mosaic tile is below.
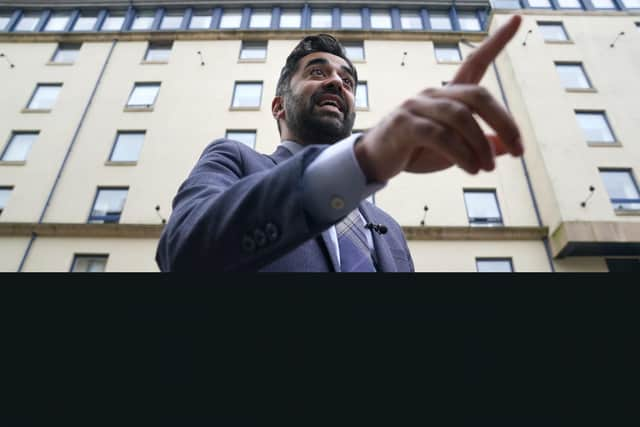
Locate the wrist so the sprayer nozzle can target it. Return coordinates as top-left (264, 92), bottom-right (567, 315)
top-left (354, 132), bottom-right (379, 184)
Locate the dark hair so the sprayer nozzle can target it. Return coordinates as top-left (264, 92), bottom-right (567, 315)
top-left (275, 34), bottom-right (358, 97)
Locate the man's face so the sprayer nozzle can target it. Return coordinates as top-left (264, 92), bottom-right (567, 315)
top-left (282, 51), bottom-right (357, 145)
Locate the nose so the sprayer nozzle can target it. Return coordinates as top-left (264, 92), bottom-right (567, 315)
top-left (322, 70), bottom-right (346, 92)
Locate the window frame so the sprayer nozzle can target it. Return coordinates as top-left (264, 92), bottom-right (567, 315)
top-left (159, 10), bottom-right (184, 30)
top-left (14, 12), bottom-right (41, 32)
top-left (230, 81), bottom-right (264, 110)
top-left (219, 8), bottom-right (243, 29)
top-left (248, 8), bottom-right (272, 29)
top-left (537, 21), bottom-right (571, 42)
top-left (239, 40), bottom-right (268, 62)
top-left (143, 41), bottom-right (172, 63)
top-left (1, 131), bottom-right (39, 163)
top-left (100, 11), bottom-right (126, 32)
top-left (429, 10), bottom-right (453, 31)
top-left (554, 62), bottom-right (593, 90)
top-left (88, 187), bottom-right (129, 224)
top-left (355, 81), bottom-right (369, 110)
top-left (369, 9), bottom-right (392, 29)
top-left (599, 168), bottom-right (640, 212)
top-left (125, 82), bottom-right (161, 109)
top-left (50, 43), bottom-right (82, 64)
top-left (108, 131), bottom-right (145, 163)
top-left (434, 43), bottom-right (462, 63)
top-left (279, 8), bottom-right (302, 29)
top-left (43, 11), bottom-right (72, 32)
top-left (225, 129), bottom-right (258, 149)
top-left (70, 254), bottom-right (109, 272)
top-left (575, 110), bottom-right (617, 145)
top-left (476, 258), bottom-right (514, 272)
top-left (25, 83), bottom-right (63, 111)
top-left (463, 189), bottom-right (504, 227)
top-left (310, 8), bottom-right (333, 29)
top-left (0, 186), bottom-right (14, 216)
top-left (343, 41), bottom-right (365, 62)
top-left (340, 9), bottom-right (363, 29)
top-left (188, 9), bottom-right (213, 30)
top-left (399, 10), bottom-right (423, 30)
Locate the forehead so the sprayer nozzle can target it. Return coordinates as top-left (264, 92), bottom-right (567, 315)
top-left (296, 51), bottom-right (351, 73)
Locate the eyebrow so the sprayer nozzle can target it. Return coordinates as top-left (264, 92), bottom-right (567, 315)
top-left (303, 57), bottom-right (355, 80)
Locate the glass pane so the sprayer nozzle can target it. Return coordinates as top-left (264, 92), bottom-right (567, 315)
top-left (558, 0), bottom-right (582, 7)
top-left (477, 260), bottom-right (513, 272)
top-left (226, 131), bottom-right (256, 148)
top-left (15, 14), bottom-right (40, 32)
top-left (430, 12), bottom-right (452, 30)
top-left (73, 16), bottom-right (97, 31)
top-left (621, 0), bottom-right (640, 7)
top-left (131, 13), bottom-right (154, 30)
top-left (528, 0), bottom-right (552, 7)
top-left (53, 45), bottom-right (80, 63)
top-left (576, 113), bottom-right (614, 142)
top-left (44, 13), bottom-right (70, 31)
top-left (72, 256), bottom-right (107, 272)
top-left (111, 132), bottom-right (144, 161)
top-left (492, 0), bottom-right (523, 8)
top-left (601, 171), bottom-right (640, 200)
top-left (232, 83), bottom-right (262, 107)
top-left (556, 64), bottom-right (590, 88)
top-left (0, 16), bottom-right (10, 31)
top-left (464, 192), bottom-right (501, 220)
top-left (344, 43), bottom-right (364, 61)
top-left (458, 13), bottom-right (481, 31)
top-left (128, 84), bottom-right (159, 107)
top-left (28, 85), bottom-right (61, 109)
top-left (92, 189), bottom-right (128, 218)
top-left (3, 133), bottom-right (37, 161)
top-left (341, 10), bottom-right (362, 29)
top-left (220, 10), bottom-right (242, 28)
top-left (591, 0), bottom-right (616, 7)
top-left (190, 14), bottom-right (211, 29)
top-left (400, 12), bottom-right (422, 30)
top-left (370, 11), bottom-right (392, 29)
top-left (538, 23), bottom-right (568, 41)
top-left (280, 10), bottom-right (301, 28)
top-left (160, 14), bottom-right (182, 29)
top-left (0, 188), bottom-right (11, 210)
top-left (145, 44), bottom-right (171, 61)
top-left (311, 9), bottom-right (332, 28)
top-left (356, 83), bottom-right (368, 108)
top-left (240, 42), bottom-right (267, 60)
top-left (435, 45), bottom-right (461, 62)
top-left (250, 9), bottom-right (271, 28)
top-left (101, 15), bottom-right (124, 31)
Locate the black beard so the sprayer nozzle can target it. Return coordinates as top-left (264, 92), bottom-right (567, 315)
top-left (283, 89), bottom-right (356, 146)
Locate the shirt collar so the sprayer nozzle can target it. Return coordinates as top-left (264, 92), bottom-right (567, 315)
top-left (279, 140), bottom-right (305, 156)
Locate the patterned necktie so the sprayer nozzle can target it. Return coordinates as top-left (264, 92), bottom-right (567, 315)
top-left (336, 209), bottom-right (377, 272)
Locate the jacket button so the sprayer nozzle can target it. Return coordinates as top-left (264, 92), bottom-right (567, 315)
top-left (331, 196), bottom-right (344, 210)
top-left (253, 229), bottom-right (267, 247)
top-left (265, 222), bottom-right (278, 241)
top-left (241, 235), bottom-right (256, 253)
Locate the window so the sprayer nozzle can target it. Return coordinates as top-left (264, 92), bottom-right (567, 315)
top-left (72, 13), bottom-right (97, 31)
top-left (0, 187), bottom-right (12, 216)
top-left (400, 11), bottom-right (422, 30)
top-left (89, 188), bottom-right (128, 223)
top-left (0, 15), bottom-right (10, 31)
top-left (144, 42), bottom-right (172, 62)
top-left (2, 132), bottom-right (38, 162)
top-left (101, 13), bottom-right (125, 31)
top-left (226, 130), bottom-right (257, 149)
top-left (71, 255), bottom-right (108, 272)
top-left (219, 9), bottom-right (242, 29)
top-left (44, 12), bottom-right (70, 31)
top-left (476, 258), bottom-right (514, 272)
top-left (429, 11), bottom-right (452, 30)
top-left (537, 22), bottom-right (569, 41)
top-left (52, 43), bottom-right (81, 63)
top-left (131, 11), bottom-right (154, 31)
top-left (160, 12), bottom-right (183, 30)
top-left (434, 43), bottom-right (462, 62)
top-left (600, 169), bottom-right (640, 211)
top-left (591, 0), bottom-right (616, 7)
top-left (621, 0), bottom-right (640, 7)
top-left (189, 11), bottom-right (212, 29)
top-left (14, 13), bottom-right (40, 32)
top-left (311, 9), bottom-right (332, 28)
top-left (231, 82), bottom-right (263, 108)
top-left (239, 41), bottom-right (267, 60)
top-left (343, 41), bottom-right (365, 61)
top-left (27, 84), bottom-right (62, 110)
top-left (279, 9), bottom-right (301, 28)
top-left (249, 9), bottom-right (271, 28)
top-left (575, 112), bottom-right (615, 143)
top-left (492, 0), bottom-right (523, 8)
top-left (109, 131), bottom-right (145, 162)
top-left (126, 83), bottom-right (160, 108)
top-left (370, 10), bottom-right (392, 29)
top-left (464, 190), bottom-right (503, 226)
top-left (557, 0), bottom-right (582, 7)
top-left (555, 63), bottom-right (591, 89)
top-left (341, 10), bottom-right (362, 29)
top-left (355, 82), bottom-right (369, 109)
top-left (458, 12), bottom-right (481, 31)
top-left (528, 0), bottom-right (552, 7)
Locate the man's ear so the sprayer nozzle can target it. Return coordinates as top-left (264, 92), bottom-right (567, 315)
top-left (272, 96), bottom-right (286, 121)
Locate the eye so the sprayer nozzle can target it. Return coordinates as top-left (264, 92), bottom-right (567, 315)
top-left (310, 68), bottom-right (325, 77)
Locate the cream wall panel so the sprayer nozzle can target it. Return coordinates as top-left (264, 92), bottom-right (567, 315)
top-left (0, 237), bottom-right (30, 272)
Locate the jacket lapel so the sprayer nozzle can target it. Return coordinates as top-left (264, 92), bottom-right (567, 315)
top-left (359, 202), bottom-right (397, 273)
top-left (267, 144), bottom-right (340, 272)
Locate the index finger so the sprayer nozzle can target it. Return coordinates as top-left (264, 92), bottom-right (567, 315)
top-left (452, 15), bottom-right (522, 85)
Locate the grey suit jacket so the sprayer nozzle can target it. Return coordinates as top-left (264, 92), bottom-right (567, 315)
top-left (156, 139), bottom-right (414, 272)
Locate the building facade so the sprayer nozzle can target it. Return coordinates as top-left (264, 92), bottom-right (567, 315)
top-left (0, 0), bottom-right (638, 272)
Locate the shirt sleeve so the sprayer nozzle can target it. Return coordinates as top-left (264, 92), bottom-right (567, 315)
top-left (301, 132), bottom-right (387, 224)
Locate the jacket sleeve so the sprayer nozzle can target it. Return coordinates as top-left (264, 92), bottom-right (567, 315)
top-left (155, 139), bottom-right (332, 272)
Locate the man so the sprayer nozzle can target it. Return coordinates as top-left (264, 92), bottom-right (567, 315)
top-left (156, 15), bottom-right (524, 272)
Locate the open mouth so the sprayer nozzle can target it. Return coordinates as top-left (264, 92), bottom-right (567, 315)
top-left (315, 95), bottom-right (345, 116)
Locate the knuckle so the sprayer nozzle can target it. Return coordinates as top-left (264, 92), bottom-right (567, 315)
top-left (474, 86), bottom-right (493, 104)
top-left (400, 98), bottom-right (419, 112)
top-left (391, 110), bottom-right (411, 129)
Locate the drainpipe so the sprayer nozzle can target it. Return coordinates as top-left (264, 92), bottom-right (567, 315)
top-left (460, 38), bottom-right (556, 272)
top-left (17, 39), bottom-right (118, 272)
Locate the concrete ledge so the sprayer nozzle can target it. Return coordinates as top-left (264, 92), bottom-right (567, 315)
top-left (402, 225), bottom-right (548, 241)
top-left (0, 222), bottom-right (164, 238)
top-left (550, 221), bottom-right (640, 257)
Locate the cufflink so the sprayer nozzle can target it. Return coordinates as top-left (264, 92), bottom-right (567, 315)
top-left (265, 222), bottom-right (279, 242)
top-left (241, 235), bottom-right (256, 253)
